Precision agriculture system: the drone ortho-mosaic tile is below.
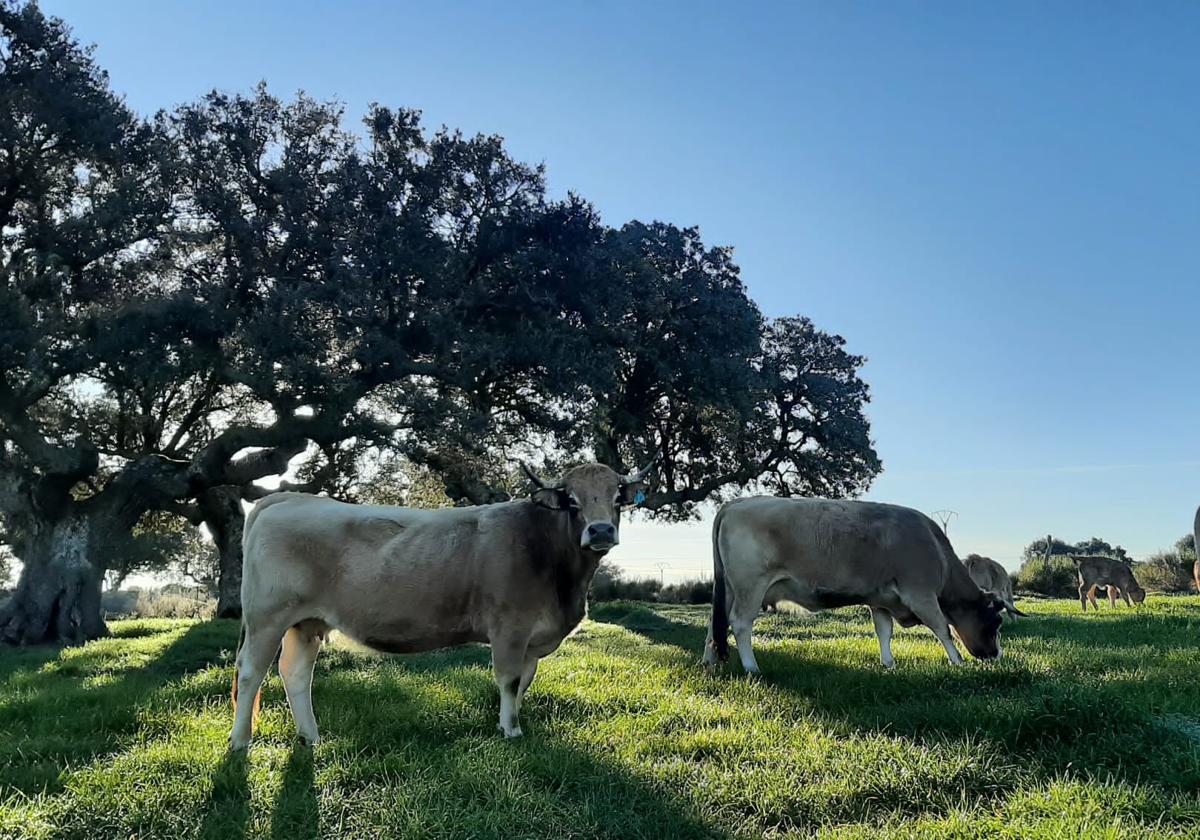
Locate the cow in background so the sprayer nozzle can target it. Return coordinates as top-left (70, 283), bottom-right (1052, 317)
top-left (704, 497), bottom-right (1003, 671)
top-left (962, 554), bottom-right (1027, 618)
top-left (1074, 556), bottom-right (1145, 610)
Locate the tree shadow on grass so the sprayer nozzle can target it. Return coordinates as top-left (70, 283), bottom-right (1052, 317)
top-left (307, 659), bottom-right (733, 840)
top-left (0, 619), bottom-right (238, 795)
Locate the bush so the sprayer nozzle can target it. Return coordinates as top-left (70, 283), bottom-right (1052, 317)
top-left (1134, 551), bottom-right (1194, 593)
top-left (589, 576), bottom-right (661, 603)
top-left (102, 587), bottom-right (215, 619)
top-left (1014, 555), bottom-right (1079, 597)
top-left (659, 578), bottom-right (712, 605)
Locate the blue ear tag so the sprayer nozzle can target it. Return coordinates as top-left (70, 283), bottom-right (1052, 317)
top-left (634, 489), bottom-right (646, 505)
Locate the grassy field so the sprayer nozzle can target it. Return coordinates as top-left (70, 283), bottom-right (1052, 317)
top-left (1, 597), bottom-right (1199, 839)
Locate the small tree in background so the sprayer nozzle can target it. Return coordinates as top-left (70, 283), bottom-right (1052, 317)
top-left (1133, 534), bottom-right (1197, 593)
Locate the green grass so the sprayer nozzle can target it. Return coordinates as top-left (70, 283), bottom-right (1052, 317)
top-left (1, 597), bottom-right (1199, 839)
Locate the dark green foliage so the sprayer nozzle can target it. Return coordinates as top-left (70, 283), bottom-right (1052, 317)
top-left (1014, 555), bottom-right (1079, 598)
top-left (589, 574), bottom-right (662, 603)
top-left (658, 578), bottom-right (713, 604)
top-left (588, 569), bottom-right (711, 605)
top-left (0, 2), bottom-right (879, 643)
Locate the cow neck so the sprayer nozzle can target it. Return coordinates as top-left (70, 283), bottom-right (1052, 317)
top-left (526, 501), bottom-right (601, 626)
top-left (941, 555), bottom-right (985, 607)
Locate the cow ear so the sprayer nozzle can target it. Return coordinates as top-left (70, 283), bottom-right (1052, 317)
top-left (532, 488), bottom-right (571, 510)
top-left (619, 480), bottom-right (648, 507)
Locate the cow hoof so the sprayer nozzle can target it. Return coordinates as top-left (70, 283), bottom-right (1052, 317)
top-left (228, 739), bottom-right (250, 753)
top-left (298, 735), bottom-right (320, 747)
top-left (497, 724), bottom-right (523, 739)
top-left (881, 660), bottom-right (896, 670)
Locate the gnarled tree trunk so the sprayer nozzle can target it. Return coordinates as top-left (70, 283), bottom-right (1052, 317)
top-left (201, 486), bottom-right (245, 619)
top-left (0, 511), bottom-right (108, 645)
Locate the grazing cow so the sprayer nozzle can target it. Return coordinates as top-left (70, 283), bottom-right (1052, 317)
top-left (703, 497), bottom-right (1004, 671)
top-left (963, 554), bottom-right (1027, 618)
top-left (229, 460), bottom-right (653, 749)
top-left (1073, 556), bottom-right (1144, 610)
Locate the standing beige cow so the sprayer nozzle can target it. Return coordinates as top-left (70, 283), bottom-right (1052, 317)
top-left (703, 497), bottom-right (1004, 671)
top-left (230, 460), bottom-right (652, 749)
top-left (962, 554), bottom-right (1027, 618)
top-left (1073, 556), bottom-right (1145, 610)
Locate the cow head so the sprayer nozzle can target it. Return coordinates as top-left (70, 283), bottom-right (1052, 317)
top-left (946, 594), bottom-right (1004, 660)
top-left (1128, 581), bottom-right (1147, 605)
top-left (521, 459), bottom-right (655, 553)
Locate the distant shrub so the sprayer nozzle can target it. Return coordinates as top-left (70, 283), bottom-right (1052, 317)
top-left (659, 578), bottom-right (712, 605)
top-left (1134, 551), bottom-right (1194, 593)
top-left (102, 587), bottom-right (214, 619)
top-left (590, 576), bottom-right (661, 603)
top-left (590, 575), bottom-right (713, 604)
top-left (1014, 555), bottom-right (1079, 597)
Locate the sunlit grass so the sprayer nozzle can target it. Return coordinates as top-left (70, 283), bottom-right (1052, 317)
top-left (1, 598), bottom-right (1198, 838)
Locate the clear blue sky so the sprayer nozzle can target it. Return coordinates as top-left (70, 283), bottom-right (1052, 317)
top-left (45, 1), bottom-right (1200, 574)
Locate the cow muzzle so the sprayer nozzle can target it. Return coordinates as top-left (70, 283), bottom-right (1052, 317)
top-left (582, 521), bottom-right (618, 552)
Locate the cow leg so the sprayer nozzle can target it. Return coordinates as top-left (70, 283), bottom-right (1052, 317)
top-left (230, 620), bottom-right (287, 750)
top-left (517, 654), bottom-right (539, 705)
top-left (491, 635), bottom-right (530, 738)
top-left (279, 622), bottom-right (324, 745)
top-left (1079, 583), bottom-right (1091, 611)
top-left (1120, 589), bottom-right (1133, 608)
top-left (725, 576), bottom-right (770, 675)
top-left (903, 597), bottom-right (963, 665)
top-left (870, 607), bottom-right (896, 668)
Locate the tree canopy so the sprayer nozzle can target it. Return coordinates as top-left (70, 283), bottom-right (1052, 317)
top-left (0, 2), bottom-right (880, 644)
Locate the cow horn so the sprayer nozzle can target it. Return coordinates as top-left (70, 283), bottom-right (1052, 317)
top-left (520, 462), bottom-right (563, 490)
top-left (622, 454), bottom-right (657, 484)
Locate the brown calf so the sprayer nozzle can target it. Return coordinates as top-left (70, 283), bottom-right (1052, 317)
top-left (1074, 556), bottom-right (1144, 611)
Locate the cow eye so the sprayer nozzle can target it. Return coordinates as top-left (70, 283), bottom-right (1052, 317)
top-left (561, 492), bottom-right (580, 510)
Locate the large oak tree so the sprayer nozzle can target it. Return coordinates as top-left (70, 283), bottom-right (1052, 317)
top-left (0, 2), bottom-right (881, 645)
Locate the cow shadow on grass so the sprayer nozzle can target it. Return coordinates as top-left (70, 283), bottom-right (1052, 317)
top-left (590, 602), bottom-right (1200, 800)
top-left (305, 659), bottom-right (731, 840)
top-left (1, 617), bottom-right (730, 839)
top-left (266, 743), bottom-right (319, 840)
top-left (198, 749), bottom-right (252, 840)
top-left (0, 619), bottom-right (236, 796)
top-left (124, 627), bottom-right (730, 840)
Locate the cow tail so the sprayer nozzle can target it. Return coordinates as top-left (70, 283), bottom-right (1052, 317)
top-left (709, 507), bottom-right (730, 662)
top-left (231, 621), bottom-right (244, 709)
